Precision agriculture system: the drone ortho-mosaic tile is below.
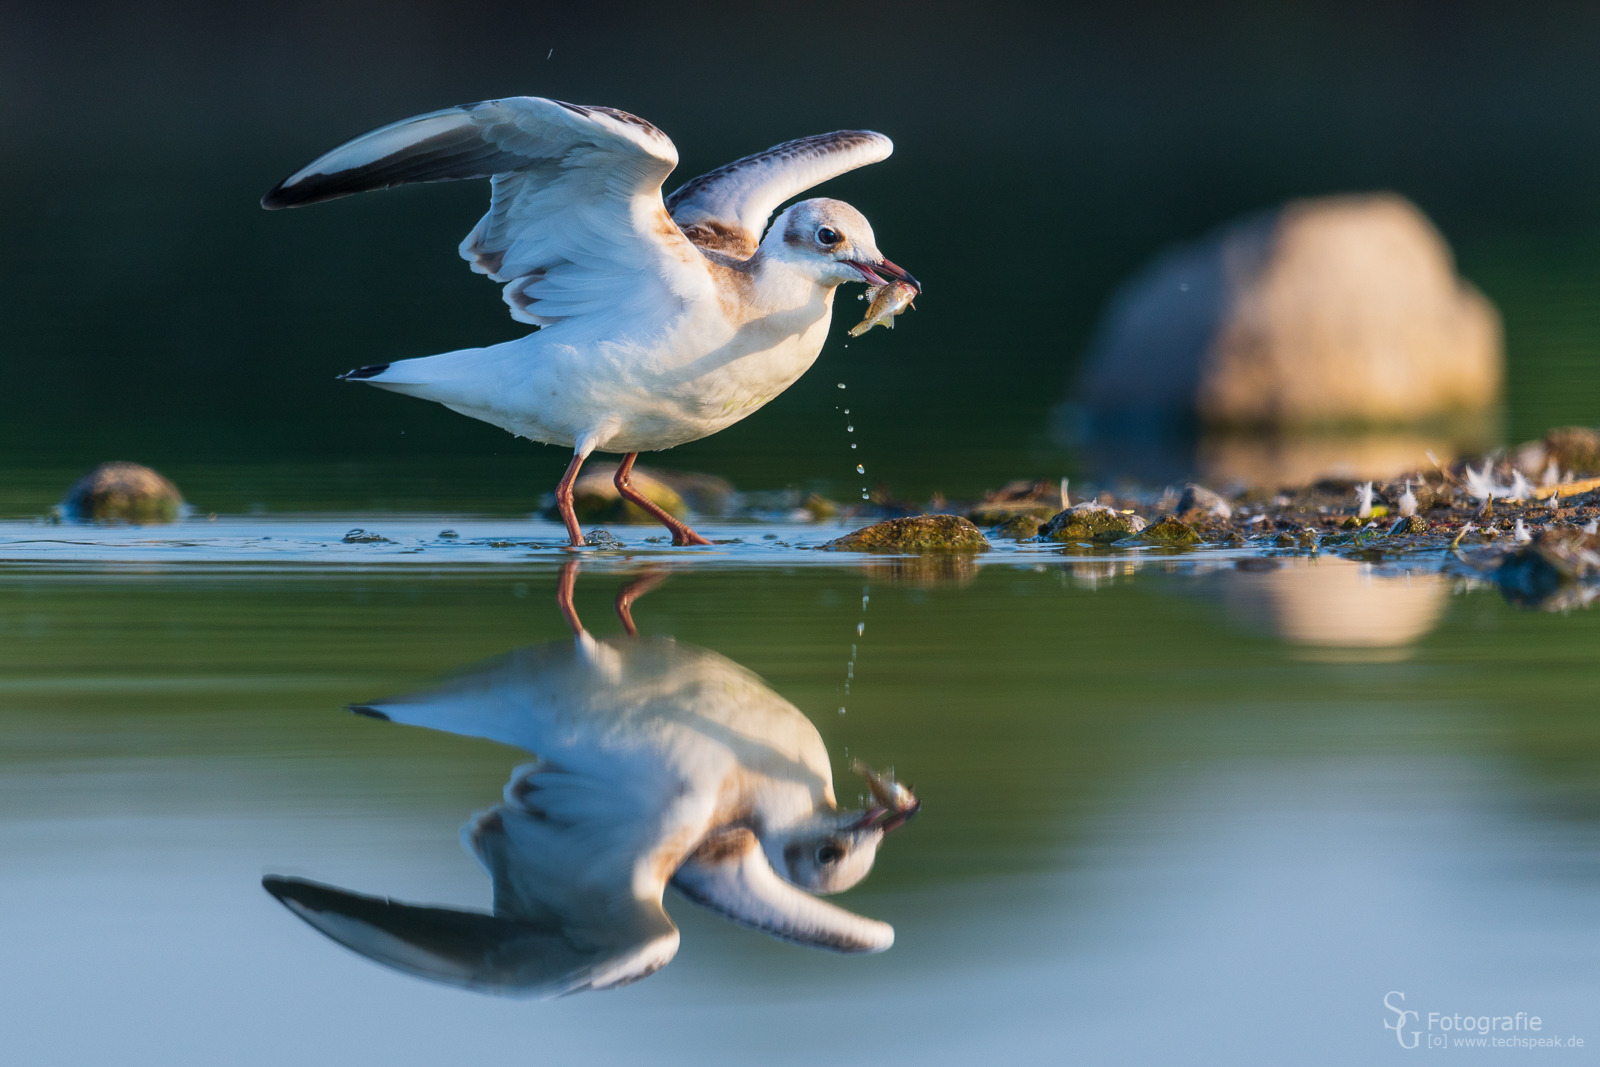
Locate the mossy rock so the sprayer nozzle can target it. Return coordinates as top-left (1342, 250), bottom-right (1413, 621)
top-left (967, 502), bottom-right (1057, 526)
top-left (1119, 517), bottom-right (1202, 546)
top-left (822, 514), bottom-right (990, 553)
top-left (58, 462), bottom-right (184, 524)
top-left (1040, 504), bottom-right (1141, 543)
top-left (990, 513), bottom-right (1045, 540)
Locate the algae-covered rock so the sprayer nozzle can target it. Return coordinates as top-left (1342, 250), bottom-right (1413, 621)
top-left (991, 513), bottom-right (1045, 540)
top-left (968, 502), bottom-right (1058, 526)
top-left (1040, 503), bottom-right (1144, 543)
top-left (1120, 516), bottom-right (1202, 546)
top-left (822, 514), bottom-right (990, 553)
top-left (967, 478), bottom-right (1064, 526)
top-left (1388, 515), bottom-right (1429, 535)
top-left (58, 462), bottom-right (184, 524)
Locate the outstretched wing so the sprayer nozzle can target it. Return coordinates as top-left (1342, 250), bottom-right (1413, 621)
top-left (263, 872), bottom-right (679, 998)
top-left (669, 828), bottom-right (894, 953)
top-left (665, 131), bottom-right (894, 257)
top-left (262, 97), bottom-right (708, 328)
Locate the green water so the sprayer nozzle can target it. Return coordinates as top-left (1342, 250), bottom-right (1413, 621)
top-left (4, 558), bottom-right (1599, 1063)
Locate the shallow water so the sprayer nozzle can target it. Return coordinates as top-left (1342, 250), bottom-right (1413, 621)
top-left (3, 536), bottom-right (1599, 1064)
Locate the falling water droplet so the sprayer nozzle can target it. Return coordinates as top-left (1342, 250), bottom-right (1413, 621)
top-left (861, 492), bottom-right (870, 500)
top-left (837, 383), bottom-right (847, 389)
top-left (851, 442), bottom-right (857, 449)
top-left (839, 706), bottom-right (847, 715)
top-left (856, 464), bottom-right (865, 474)
top-left (862, 595), bottom-right (869, 609)
top-left (844, 409), bottom-right (850, 415)
top-left (857, 622), bottom-right (865, 636)
top-left (847, 424), bottom-right (854, 432)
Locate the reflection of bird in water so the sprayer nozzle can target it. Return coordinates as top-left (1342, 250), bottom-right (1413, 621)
top-left (264, 565), bottom-right (918, 997)
top-left (262, 97), bottom-right (918, 547)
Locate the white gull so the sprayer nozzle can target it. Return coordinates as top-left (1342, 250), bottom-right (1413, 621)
top-left (262, 97), bottom-right (919, 546)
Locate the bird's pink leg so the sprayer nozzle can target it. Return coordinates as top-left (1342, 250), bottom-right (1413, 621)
top-left (554, 451), bottom-right (587, 548)
top-left (555, 559), bottom-right (584, 635)
top-left (613, 570), bottom-right (669, 636)
top-left (614, 452), bottom-right (712, 546)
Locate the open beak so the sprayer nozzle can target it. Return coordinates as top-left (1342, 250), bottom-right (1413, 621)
top-left (848, 760), bottom-right (921, 833)
top-left (846, 258), bottom-right (922, 293)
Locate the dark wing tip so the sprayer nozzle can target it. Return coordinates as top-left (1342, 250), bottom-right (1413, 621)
top-left (339, 363), bottom-right (391, 382)
top-left (348, 703), bottom-right (391, 720)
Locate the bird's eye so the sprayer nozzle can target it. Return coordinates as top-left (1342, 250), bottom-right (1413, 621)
top-left (816, 227), bottom-right (840, 246)
top-left (816, 844), bottom-right (843, 864)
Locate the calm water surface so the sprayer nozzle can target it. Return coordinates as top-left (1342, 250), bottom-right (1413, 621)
top-left (3, 549), bottom-right (1599, 1064)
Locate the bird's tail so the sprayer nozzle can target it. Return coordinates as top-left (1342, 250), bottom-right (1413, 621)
top-left (337, 345), bottom-right (501, 405)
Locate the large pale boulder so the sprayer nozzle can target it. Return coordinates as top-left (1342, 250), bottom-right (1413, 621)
top-left (1077, 193), bottom-right (1503, 429)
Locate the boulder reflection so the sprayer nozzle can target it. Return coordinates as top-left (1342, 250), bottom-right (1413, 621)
top-left (1212, 556), bottom-right (1447, 658)
top-left (263, 564), bottom-right (917, 997)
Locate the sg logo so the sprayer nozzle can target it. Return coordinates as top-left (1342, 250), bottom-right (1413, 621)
top-left (1385, 991), bottom-right (1421, 1049)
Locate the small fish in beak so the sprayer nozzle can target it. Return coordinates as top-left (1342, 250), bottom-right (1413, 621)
top-left (850, 759), bottom-right (920, 831)
top-left (849, 280), bottom-right (919, 337)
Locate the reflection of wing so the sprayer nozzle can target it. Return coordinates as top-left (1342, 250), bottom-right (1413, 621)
top-left (262, 97), bottom-right (707, 328)
top-left (351, 635), bottom-right (835, 800)
top-left (665, 131), bottom-right (894, 257)
top-left (670, 828), bottom-right (893, 953)
top-left (263, 873), bottom-right (677, 997)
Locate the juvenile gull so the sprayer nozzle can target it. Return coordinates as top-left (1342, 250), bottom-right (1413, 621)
top-left (263, 98), bottom-right (919, 546)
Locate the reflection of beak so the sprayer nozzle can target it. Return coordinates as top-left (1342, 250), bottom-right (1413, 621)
top-left (848, 760), bottom-right (921, 833)
top-left (846, 258), bottom-right (922, 293)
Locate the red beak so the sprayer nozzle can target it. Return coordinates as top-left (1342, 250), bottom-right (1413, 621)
top-left (846, 258), bottom-right (922, 293)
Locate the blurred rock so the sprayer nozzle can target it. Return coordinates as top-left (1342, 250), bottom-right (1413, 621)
top-left (559, 463), bottom-right (687, 524)
top-left (1040, 502), bottom-right (1143, 543)
top-left (802, 492), bottom-right (840, 520)
top-left (1515, 426), bottom-right (1600, 477)
top-left (1077, 193), bottom-right (1502, 430)
top-left (822, 515), bottom-right (990, 553)
top-left (1491, 527), bottom-right (1600, 608)
top-left (966, 478), bottom-right (1065, 526)
top-left (58, 462), bottom-right (184, 524)
top-left (990, 513), bottom-right (1046, 540)
top-left (1178, 483), bottom-right (1232, 521)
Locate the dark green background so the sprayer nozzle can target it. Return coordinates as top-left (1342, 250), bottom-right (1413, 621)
top-left (4, 1), bottom-right (1600, 510)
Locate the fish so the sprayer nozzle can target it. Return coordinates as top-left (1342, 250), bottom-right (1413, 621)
top-left (848, 280), bottom-right (918, 337)
top-left (851, 759), bottom-right (918, 813)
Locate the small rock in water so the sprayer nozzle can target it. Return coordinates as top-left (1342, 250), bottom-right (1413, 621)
top-left (1040, 502), bottom-right (1145, 543)
top-left (438, 529), bottom-right (459, 539)
top-left (991, 514), bottom-right (1045, 540)
top-left (343, 528), bottom-right (391, 543)
top-left (58, 462), bottom-right (184, 524)
top-left (1119, 516), bottom-right (1202, 546)
top-left (583, 528), bottom-right (625, 548)
top-left (821, 514), bottom-right (990, 553)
